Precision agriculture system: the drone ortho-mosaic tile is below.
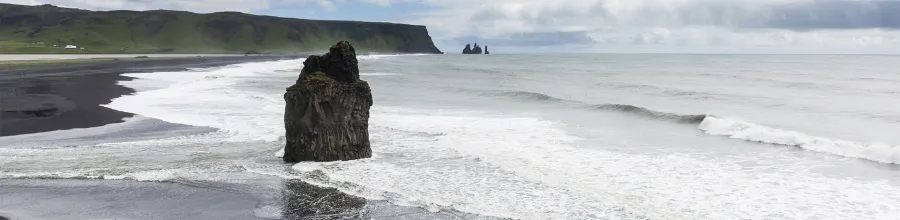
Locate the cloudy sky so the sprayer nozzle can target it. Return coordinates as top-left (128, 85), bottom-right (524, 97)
top-left (4, 0), bottom-right (900, 53)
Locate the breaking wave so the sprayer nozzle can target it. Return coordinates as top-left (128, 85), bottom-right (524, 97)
top-left (592, 102), bottom-right (900, 165)
top-left (591, 102), bottom-right (900, 165)
top-left (481, 89), bottom-right (900, 165)
top-left (699, 116), bottom-right (900, 164)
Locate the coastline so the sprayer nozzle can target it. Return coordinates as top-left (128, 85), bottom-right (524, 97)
top-left (0, 55), bottom-right (300, 137)
top-left (0, 55), bottom-right (474, 220)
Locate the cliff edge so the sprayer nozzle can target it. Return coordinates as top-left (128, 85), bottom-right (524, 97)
top-left (0, 3), bottom-right (442, 54)
top-left (283, 41), bottom-right (373, 162)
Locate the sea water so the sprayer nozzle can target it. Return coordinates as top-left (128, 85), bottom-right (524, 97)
top-left (3, 54), bottom-right (900, 219)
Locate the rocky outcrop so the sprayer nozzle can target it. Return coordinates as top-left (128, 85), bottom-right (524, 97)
top-left (485, 46), bottom-right (490, 54)
top-left (462, 43), bottom-right (486, 54)
top-left (472, 43), bottom-right (483, 54)
top-left (283, 41), bottom-right (373, 162)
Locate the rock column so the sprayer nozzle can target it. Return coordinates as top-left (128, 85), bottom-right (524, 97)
top-left (283, 41), bottom-right (373, 162)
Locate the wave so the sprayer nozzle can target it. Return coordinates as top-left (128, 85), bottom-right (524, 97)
top-left (699, 116), bottom-right (900, 164)
top-left (592, 102), bottom-right (900, 165)
top-left (481, 90), bottom-right (706, 124)
top-left (591, 104), bottom-right (708, 124)
top-left (482, 90), bottom-right (565, 102)
top-left (285, 106), bottom-right (900, 219)
top-left (591, 102), bottom-right (900, 164)
top-left (483, 91), bottom-right (900, 165)
top-left (597, 82), bottom-right (726, 101)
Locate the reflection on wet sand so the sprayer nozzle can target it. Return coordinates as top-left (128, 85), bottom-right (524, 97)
top-left (282, 180), bottom-right (368, 219)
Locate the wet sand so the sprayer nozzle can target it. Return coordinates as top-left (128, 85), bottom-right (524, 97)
top-left (0, 56), bottom-right (299, 136)
top-left (0, 178), bottom-right (472, 220)
top-left (0, 179), bottom-right (267, 220)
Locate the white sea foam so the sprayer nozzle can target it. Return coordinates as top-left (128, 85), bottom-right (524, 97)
top-left (287, 106), bottom-right (900, 220)
top-left (104, 59), bottom-right (304, 142)
top-left (274, 147), bottom-right (285, 157)
top-left (50, 54), bottom-right (900, 219)
top-left (699, 116), bottom-right (900, 164)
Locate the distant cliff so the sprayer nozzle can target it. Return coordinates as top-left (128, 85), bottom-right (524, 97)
top-left (0, 3), bottom-right (442, 54)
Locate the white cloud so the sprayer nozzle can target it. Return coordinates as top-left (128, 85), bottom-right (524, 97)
top-left (5, 0), bottom-right (900, 53)
top-left (395, 0), bottom-right (900, 53)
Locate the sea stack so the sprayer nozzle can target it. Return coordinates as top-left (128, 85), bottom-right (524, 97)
top-left (462, 44), bottom-right (473, 54)
top-left (462, 43), bottom-right (485, 54)
top-left (472, 43), bottom-right (483, 54)
top-left (283, 41), bottom-right (373, 162)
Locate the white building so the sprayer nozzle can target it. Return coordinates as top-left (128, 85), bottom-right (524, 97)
top-left (65, 45), bottom-right (77, 49)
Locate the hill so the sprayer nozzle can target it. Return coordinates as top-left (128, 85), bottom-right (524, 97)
top-left (0, 3), bottom-right (443, 54)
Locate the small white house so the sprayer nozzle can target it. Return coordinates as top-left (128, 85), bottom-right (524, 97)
top-left (65, 45), bottom-right (77, 49)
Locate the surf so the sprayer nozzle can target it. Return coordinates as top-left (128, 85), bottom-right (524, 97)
top-left (480, 89), bottom-right (900, 165)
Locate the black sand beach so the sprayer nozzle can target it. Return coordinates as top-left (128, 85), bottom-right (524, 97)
top-left (0, 56), bottom-right (299, 136)
top-left (0, 179), bottom-right (267, 220)
top-left (0, 178), bottom-right (469, 220)
top-left (0, 55), bottom-right (474, 220)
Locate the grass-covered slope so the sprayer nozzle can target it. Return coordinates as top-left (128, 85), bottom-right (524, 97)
top-left (0, 3), bottom-right (443, 54)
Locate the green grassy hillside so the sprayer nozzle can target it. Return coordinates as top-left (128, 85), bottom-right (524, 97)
top-left (0, 3), bottom-right (443, 54)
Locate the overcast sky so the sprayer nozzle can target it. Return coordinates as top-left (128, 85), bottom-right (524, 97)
top-left (4, 0), bottom-right (900, 54)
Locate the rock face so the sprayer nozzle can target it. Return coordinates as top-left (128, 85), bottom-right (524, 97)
top-left (485, 46), bottom-right (490, 54)
top-left (283, 41), bottom-right (373, 162)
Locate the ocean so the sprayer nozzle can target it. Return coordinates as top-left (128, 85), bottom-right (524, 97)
top-left (3, 54), bottom-right (900, 219)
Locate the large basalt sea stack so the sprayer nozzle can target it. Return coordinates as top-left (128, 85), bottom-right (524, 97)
top-left (283, 41), bottom-right (373, 162)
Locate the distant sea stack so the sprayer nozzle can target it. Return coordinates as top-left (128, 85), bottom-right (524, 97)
top-left (283, 41), bottom-right (373, 162)
top-left (0, 3), bottom-right (442, 54)
top-left (462, 43), bottom-right (486, 54)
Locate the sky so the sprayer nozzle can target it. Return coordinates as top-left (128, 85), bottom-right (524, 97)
top-left (4, 0), bottom-right (900, 54)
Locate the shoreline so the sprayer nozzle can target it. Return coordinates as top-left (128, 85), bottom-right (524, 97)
top-left (0, 54), bottom-right (478, 220)
top-left (0, 55), bottom-right (300, 137)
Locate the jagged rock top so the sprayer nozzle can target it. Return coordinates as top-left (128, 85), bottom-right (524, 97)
top-left (462, 43), bottom-right (485, 54)
top-left (298, 41), bottom-right (360, 83)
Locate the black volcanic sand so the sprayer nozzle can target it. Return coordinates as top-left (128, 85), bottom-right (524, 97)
top-left (0, 56), bottom-right (299, 137)
top-left (0, 179), bottom-right (267, 220)
top-left (0, 179), bottom-right (475, 220)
